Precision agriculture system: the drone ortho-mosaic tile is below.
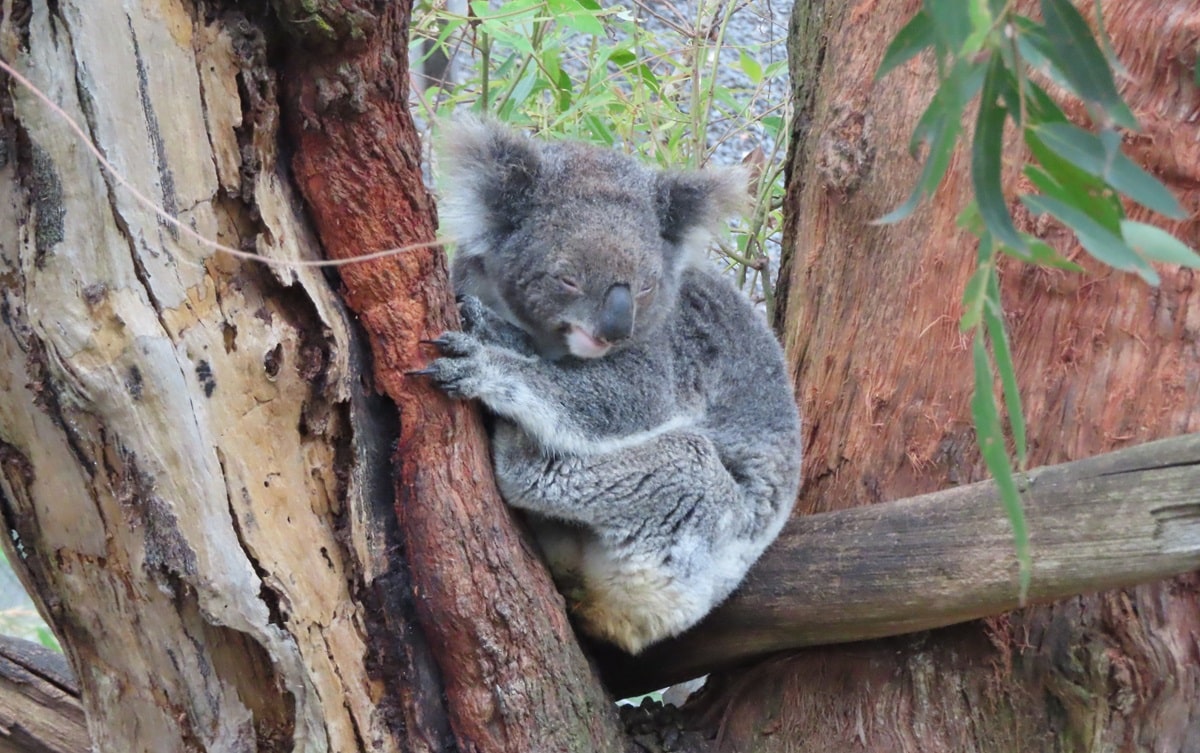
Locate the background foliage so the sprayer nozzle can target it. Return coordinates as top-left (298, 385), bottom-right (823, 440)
top-left (411, 0), bottom-right (791, 314)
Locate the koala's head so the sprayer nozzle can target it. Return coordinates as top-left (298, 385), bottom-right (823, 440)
top-left (437, 118), bottom-right (745, 360)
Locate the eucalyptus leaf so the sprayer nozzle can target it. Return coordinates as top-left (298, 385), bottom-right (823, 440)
top-left (1038, 0), bottom-right (1138, 128)
top-left (1022, 193), bottom-right (1158, 283)
top-left (984, 274), bottom-right (1027, 466)
top-left (972, 336), bottom-right (1031, 603)
top-left (1121, 221), bottom-right (1200, 268)
top-left (924, 0), bottom-right (973, 53)
top-left (961, 265), bottom-right (991, 332)
top-left (877, 11), bottom-right (936, 80)
top-left (973, 58), bottom-right (1027, 254)
top-left (1034, 122), bottom-right (1186, 219)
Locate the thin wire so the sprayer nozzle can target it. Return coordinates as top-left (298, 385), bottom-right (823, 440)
top-left (0, 57), bottom-right (450, 269)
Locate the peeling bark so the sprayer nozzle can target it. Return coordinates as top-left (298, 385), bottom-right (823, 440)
top-left (0, 2), bottom-right (420, 750)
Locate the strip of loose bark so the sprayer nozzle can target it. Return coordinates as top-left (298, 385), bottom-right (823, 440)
top-left (604, 433), bottom-right (1200, 697)
top-left (0, 636), bottom-right (87, 753)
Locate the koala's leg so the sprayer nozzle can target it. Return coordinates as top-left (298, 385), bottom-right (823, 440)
top-left (491, 423), bottom-right (793, 653)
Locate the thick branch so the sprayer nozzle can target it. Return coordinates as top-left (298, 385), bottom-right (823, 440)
top-left (605, 433), bottom-right (1200, 697)
top-left (0, 636), bottom-right (87, 753)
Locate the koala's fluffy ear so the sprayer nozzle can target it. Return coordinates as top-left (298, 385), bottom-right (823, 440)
top-left (656, 166), bottom-right (749, 260)
top-left (436, 117), bottom-right (542, 256)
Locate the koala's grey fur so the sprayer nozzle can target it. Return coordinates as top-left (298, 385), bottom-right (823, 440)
top-left (422, 119), bottom-right (801, 654)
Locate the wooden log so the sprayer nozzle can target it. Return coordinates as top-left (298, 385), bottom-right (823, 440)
top-left (0, 636), bottom-right (87, 753)
top-left (604, 433), bottom-right (1200, 696)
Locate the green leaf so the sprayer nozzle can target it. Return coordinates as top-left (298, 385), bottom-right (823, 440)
top-left (546, 0), bottom-right (606, 35)
top-left (1024, 164), bottom-right (1121, 234)
top-left (962, 0), bottom-right (994, 56)
top-left (36, 626), bottom-right (61, 652)
top-left (877, 11), bottom-right (936, 80)
top-left (1121, 221), bottom-right (1200, 268)
top-left (1020, 237), bottom-right (1085, 271)
top-left (875, 113), bottom-right (955, 223)
top-left (972, 57), bottom-right (1027, 254)
top-left (984, 274), bottom-right (1027, 466)
top-left (1038, 0), bottom-right (1138, 129)
top-left (739, 51), bottom-right (763, 84)
top-left (1014, 19), bottom-right (1078, 99)
top-left (1021, 193), bottom-right (1158, 283)
top-left (960, 265), bottom-right (991, 331)
top-left (1034, 122), bottom-right (1187, 219)
top-left (878, 60), bottom-right (982, 224)
top-left (924, 0), bottom-right (972, 53)
top-left (972, 335), bottom-right (1031, 602)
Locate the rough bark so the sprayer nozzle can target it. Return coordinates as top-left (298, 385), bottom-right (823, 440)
top-left (0, 636), bottom-right (86, 753)
top-left (0, 1), bottom-right (624, 751)
top-left (686, 0), bottom-right (1200, 750)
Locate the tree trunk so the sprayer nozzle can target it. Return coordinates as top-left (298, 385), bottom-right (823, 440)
top-left (0, 1), bottom-right (621, 751)
top-left (687, 0), bottom-right (1200, 750)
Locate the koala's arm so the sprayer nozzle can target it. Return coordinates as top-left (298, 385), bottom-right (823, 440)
top-left (419, 330), bottom-right (677, 455)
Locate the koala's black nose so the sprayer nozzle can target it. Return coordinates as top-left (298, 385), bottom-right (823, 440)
top-left (597, 284), bottom-right (634, 342)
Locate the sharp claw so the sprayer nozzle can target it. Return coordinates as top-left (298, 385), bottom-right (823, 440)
top-left (418, 337), bottom-right (452, 349)
top-left (406, 368), bottom-right (436, 378)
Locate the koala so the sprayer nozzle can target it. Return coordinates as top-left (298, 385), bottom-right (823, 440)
top-left (419, 118), bottom-right (802, 654)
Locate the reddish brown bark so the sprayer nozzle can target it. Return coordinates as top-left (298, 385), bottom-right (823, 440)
top-left (275, 3), bottom-right (624, 751)
top-left (686, 0), bottom-right (1200, 750)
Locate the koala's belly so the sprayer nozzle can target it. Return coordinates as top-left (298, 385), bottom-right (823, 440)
top-left (528, 517), bottom-right (710, 654)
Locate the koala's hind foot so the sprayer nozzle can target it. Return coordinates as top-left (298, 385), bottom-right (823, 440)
top-left (570, 562), bottom-right (707, 655)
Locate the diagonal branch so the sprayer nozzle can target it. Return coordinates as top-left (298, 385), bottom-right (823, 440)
top-left (602, 433), bottom-right (1200, 697)
top-left (0, 636), bottom-right (87, 753)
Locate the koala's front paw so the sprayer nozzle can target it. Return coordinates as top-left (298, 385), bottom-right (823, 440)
top-left (456, 295), bottom-right (534, 354)
top-left (456, 295), bottom-right (493, 335)
top-left (416, 331), bottom-right (491, 400)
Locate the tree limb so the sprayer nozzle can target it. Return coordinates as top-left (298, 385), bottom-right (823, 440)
top-left (603, 433), bottom-right (1200, 697)
top-left (0, 636), bottom-right (87, 753)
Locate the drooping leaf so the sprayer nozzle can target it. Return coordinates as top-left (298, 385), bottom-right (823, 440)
top-left (1038, 0), bottom-right (1138, 129)
top-left (984, 273), bottom-right (1027, 466)
top-left (1021, 193), bottom-right (1158, 283)
top-left (877, 10), bottom-right (937, 80)
top-left (1014, 18), bottom-right (1080, 99)
top-left (1020, 236), bottom-right (1085, 271)
top-left (1034, 122), bottom-right (1187, 219)
top-left (1024, 164), bottom-right (1121, 234)
top-left (961, 265), bottom-right (992, 331)
top-left (1025, 129), bottom-right (1123, 231)
top-left (1121, 220), bottom-right (1200, 268)
top-left (878, 60), bottom-right (983, 224)
top-left (924, 0), bottom-right (973, 53)
top-left (972, 57), bottom-right (1027, 254)
top-left (971, 335), bottom-right (1031, 602)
